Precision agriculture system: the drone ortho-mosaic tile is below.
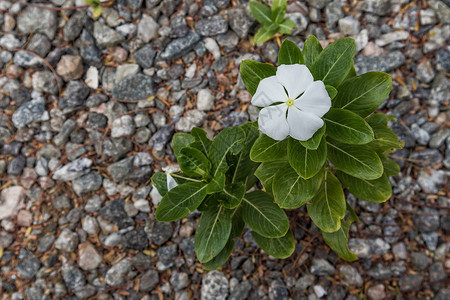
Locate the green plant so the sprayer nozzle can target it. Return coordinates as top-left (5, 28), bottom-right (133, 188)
top-left (153, 36), bottom-right (402, 268)
top-left (83, 0), bottom-right (102, 18)
top-left (249, 0), bottom-right (296, 43)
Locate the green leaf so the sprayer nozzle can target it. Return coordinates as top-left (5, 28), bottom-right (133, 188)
top-left (337, 171), bottom-right (392, 203)
top-left (326, 85), bottom-right (338, 100)
top-left (379, 154), bottom-right (400, 176)
top-left (152, 172), bottom-right (168, 196)
top-left (249, 1), bottom-right (273, 27)
top-left (83, 0), bottom-right (100, 5)
top-left (204, 239), bottom-right (234, 270)
top-left (228, 122), bottom-right (260, 184)
top-left (252, 229), bottom-right (295, 259)
top-left (195, 205), bottom-right (232, 263)
top-left (366, 114), bottom-right (403, 152)
top-left (155, 182), bottom-right (208, 222)
top-left (288, 137), bottom-right (327, 179)
top-left (271, 0), bottom-right (287, 24)
top-left (230, 207), bottom-right (245, 238)
top-left (323, 108), bottom-right (374, 145)
top-left (206, 172), bottom-right (226, 194)
top-left (172, 133), bottom-right (194, 157)
top-left (321, 219), bottom-right (357, 261)
top-left (197, 195), bottom-right (219, 212)
top-left (92, 5), bottom-right (102, 18)
top-left (278, 18), bottom-right (296, 34)
top-left (254, 160), bottom-right (290, 194)
top-left (250, 134), bottom-right (288, 162)
top-left (310, 37), bottom-right (356, 87)
top-left (240, 60), bottom-right (277, 96)
top-left (254, 25), bottom-right (278, 44)
top-left (307, 171), bottom-right (346, 232)
top-left (178, 147), bottom-right (211, 178)
top-left (299, 124), bottom-right (326, 150)
top-left (209, 127), bottom-right (246, 177)
top-left (303, 35), bottom-right (322, 68)
top-left (242, 191), bottom-right (289, 238)
top-left (333, 72), bottom-right (392, 117)
top-left (327, 138), bottom-right (383, 180)
top-left (220, 183), bottom-right (246, 209)
top-left (278, 39), bottom-right (304, 65)
top-left (191, 127), bottom-right (212, 156)
top-left (346, 202), bottom-right (359, 223)
top-left (344, 64), bottom-right (357, 80)
top-left (273, 165), bottom-right (323, 209)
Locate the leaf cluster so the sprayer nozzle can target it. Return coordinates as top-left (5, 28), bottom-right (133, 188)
top-left (153, 124), bottom-right (293, 269)
top-left (240, 37), bottom-right (402, 261)
top-left (249, 0), bottom-right (296, 43)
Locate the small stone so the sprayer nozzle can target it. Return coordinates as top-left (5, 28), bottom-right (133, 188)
top-left (363, 0), bottom-right (391, 16)
top-left (411, 124), bottom-right (430, 145)
top-left (0, 34), bottom-right (23, 50)
top-left (195, 16), bottom-right (228, 36)
top-left (339, 265), bottom-right (363, 286)
top-left (64, 11), bottom-right (87, 42)
top-left (399, 274), bottom-right (424, 292)
top-left (175, 110), bottom-right (206, 132)
top-left (201, 270), bottom-right (229, 300)
top-left (37, 235), bottom-right (55, 252)
top-left (339, 16), bottom-right (360, 35)
top-left (105, 258), bottom-right (132, 286)
top-left (429, 262), bottom-right (447, 284)
top-left (134, 44), bottom-right (156, 69)
top-left (16, 256), bottom-right (41, 279)
top-left (160, 30), bottom-right (201, 60)
top-left (72, 172), bottom-right (103, 196)
top-left (416, 59), bottom-right (435, 83)
top-left (123, 228), bottom-right (148, 250)
top-left (64, 80), bottom-right (90, 108)
top-left (112, 73), bottom-right (154, 101)
top-left (410, 252), bottom-right (429, 271)
top-left (99, 199), bottom-right (134, 229)
top-left (16, 210), bottom-right (32, 227)
top-left (392, 242), bottom-right (408, 260)
top-left (85, 66), bottom-right (99, 89)
top-left (78, 243), bottom-right (102, 270)
top-left (52, 158), bottom-right (92, 181)
top-left (367, 284), bottom-right (386, 300)
top-left (93, 22), bottom-right (124, 48)
top-left (57, 55), bottom-right (83, 81)
top-left (115, 64), bottom-right (140, 83)
top-left (32, 71), bottom-right (59, 95)
top-left (376, 31), bottom-right (409, 47)
top-left (108, 156), bottom-right (134, 182)
top-left (228, 280), bottom-right (252, 300)
top-left (82, 215), bottom-right (99, 235)
top-left (0, 186), bottom-right (25, 220)
top-left (7, 156), bottom-right (26, 176)
top-left (348, 238), bottom-right (371, 258)
top-left (134, 199), bottom-right (151, 212)
top-left (111, 115), bottom-right (135, 138)
top-left (228, 7), bottom-right (253, 38)
top-left (325, 0), bottom-right (344, 28)
top-left (310, 258), bottom-right (336, 276)
top-left (354, 51), bottom-right (405, 74)
top-left (286, 13), bottom-right (309, 35)
top-left (197, 89), bottom-right (215, 111)
top-left (12, 97), bottom-right (47, 128)
top-left (171, 271), bottom-right (190, 291)
top-left (146, 221), bottom-right (173, 246)
top-left (204, 38), bottom-right (221, 60)
top-left (417, 169), bottom-right (445, 194)
top-left (140, 269), bottom-right (159, 291)
top-left (138, 14), bottom-right (159, 42)
top-left (17, 6), bottom-right (57, 39)
top-left (55, 229), bottom-right (79, 252)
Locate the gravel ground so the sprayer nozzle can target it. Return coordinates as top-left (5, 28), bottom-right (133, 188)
top-left (0, 0), bottom-right (449, 299)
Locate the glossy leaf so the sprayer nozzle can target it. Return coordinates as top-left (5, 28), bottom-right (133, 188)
top-left (278, 18), bottom-right (296, 34)
top-left (288, 137), bottom-right (327, 179)
top-left (379, 153), bottom-right (400, 176)
top-left (228, 122), bottom-right (260, 184)
top-left (240, 60), bottom-right (277, 96)
top-left (249, 1), bottom-right (273, 27)
top-left (303, 35), bottom-right (322, 68)
top-left (321, 219), bottom-right (357, 261)
top-left (151, 172), bottom-right (168, 196)
top-left (310, 38), bottom-right (356, 87)
top-left (230, 207), bottom-right (245, 238)
top-left (333, 72), bottom-right (392, 117)
top-left (307, 171), bottom-right (346, 232)
top-left (191, 127), bottom-right (212, 156)
top-left (204, 239), bottom-right (234, 270)
top-left (250, 134), bottom-right (288, 162)
top-left (278, 39), bottom-right (304, 65)
top-left (206, 172), bottom-right (226, 194)
top-left (252, 229), bottom-right (295, 259)
top-left (323, 108), bottom-right (374, 144)
top-left (195, 205), bottom-right (232, 263)
top-left (178, 147), bottom-right (211, 178)
top-left (366, 113), bottom-right (403, 152)
top-left (337, 171), bottom-right (392, 203)
top-left (254, 160), bottom-right (290, 194)
top-left (271, 0), bottom-right (287, 24)
top-left (299, 124), bottom-right (326, 150)
top-left (273, 165), bottom-right (322, 209)
top-left (242, 191), bottom-right (289, 238)
top-left (156, 182), bottom-right (208, 222)
top-left (254, 25), bottom-right (279, 44)
top-left (326, 85), bottom-right (338, 100)
top-left (172, 133), bottom-right (194, 156)
top-left (209, 127), bottom-right (246, 177)
top-left (220, 183), bottom-right (246, 209)
top-left (327, 138), bottom-right (383, 180)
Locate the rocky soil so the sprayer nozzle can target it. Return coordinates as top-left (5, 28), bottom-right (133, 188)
top-left (0, 0), bottom-right (449, 299)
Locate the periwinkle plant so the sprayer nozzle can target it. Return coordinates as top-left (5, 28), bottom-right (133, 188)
top-left (152, 36), bottom-right (402, 269)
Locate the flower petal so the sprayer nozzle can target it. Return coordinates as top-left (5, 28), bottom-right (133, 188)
top-left (258, 104), bottom-right (290, 140)
top-left (167, 174), bottom-right (178, 191)
top-left (252, 76), bottom-right (288, 107)
top-left (294, 81), bottom-right (331, 117)
top-left (276, 64), bottom-right (313, 99)
top-left (287, 107), bottom-right (324, 141)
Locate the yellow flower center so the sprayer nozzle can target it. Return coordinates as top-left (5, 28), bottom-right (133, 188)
top-left (286, 99), bottom-right (294, 106)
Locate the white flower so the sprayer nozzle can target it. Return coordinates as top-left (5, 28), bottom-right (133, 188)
top-left (252, 64), bottom-right (331, 141)
top-left (162, 165), bottom-right (180, 191)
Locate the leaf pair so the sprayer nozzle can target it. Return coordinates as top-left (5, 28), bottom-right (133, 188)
top-left (249, 0), bottom-right (296, 43)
